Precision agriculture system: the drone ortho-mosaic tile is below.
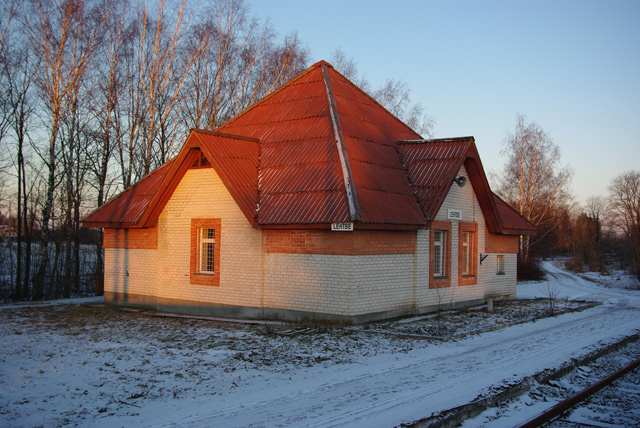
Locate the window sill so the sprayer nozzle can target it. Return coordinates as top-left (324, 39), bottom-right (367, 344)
top-left (195, 272), bottom-right (215, 277)
top-left (433, 276), bottom-right (449, 280)
top-left (496, 272), bottom-right (505, 276)
top-left (462, 274), bottom-right (476, 278)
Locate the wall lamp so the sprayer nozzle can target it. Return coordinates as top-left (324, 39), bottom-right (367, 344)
top-left (455, 176), bottom-right (467, 187)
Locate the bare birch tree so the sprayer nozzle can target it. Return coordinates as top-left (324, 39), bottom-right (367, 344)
top-left (134, 0), bottom-right (200, 175)
top-left (494, 113), bottom-right (573, 259)
top-left (228, 29), bottom-right (307, 118)
top-left (85, 0), bottom-right (133, 295)
top-left (330, 48), bottom-right (369, 91)
top-left (373, 79), bottom-right (435, 138)
top-left (0, 1), bottom-right (17, 203)
top-left (0, 0), bottom-right (323, 300)
top-left (3, 32), bottom-right (36, 300)
top-left (116, 13), bottom-right (145, 189)
top-left (22, 0), bottom-right (106, 299)
top-left (88, 0), bottom-right (130, 207)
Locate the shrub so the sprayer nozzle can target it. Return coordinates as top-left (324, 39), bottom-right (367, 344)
top-left (518, 255), bottom-right (545, 281)
top-left (565, 257), bottom-right (583, 273)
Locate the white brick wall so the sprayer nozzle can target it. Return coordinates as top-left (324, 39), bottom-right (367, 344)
top-left (350, 254), bottom-right (415, 315)
top-left (157, 169), bottom-right (263, 306)
top-left (104, 164), bottom-right (517, 319)
top-left (480, 253), bottom-right (517, 297)
top-left (424, 165), bottom-right (516, 302)
top-left (263, 252), bottom-right (415, 316)
top-left (105, 168), bottom-right (264, 308)
top-left (105, 248), bottom-right (158, 298)
top-left (263, 254), bottom-right (353, 315)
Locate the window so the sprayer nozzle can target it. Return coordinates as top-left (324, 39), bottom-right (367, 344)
top-left (190, 219), bottom-right (221, 286)
top-left (497, 255), bottom-right (505, 275)
top-left (433, 230), bottom-right (446, 277)
top-left (198, 228), bottom-right (216, 274)
top-left (429, 221), bottom-right (451, 288)
top-left (458, 223), bottom-right (478, 286)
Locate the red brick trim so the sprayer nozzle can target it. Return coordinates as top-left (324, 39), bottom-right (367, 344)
top-left (103, 227), bottom-right (158, 249)
top-left (458, 222), bottom-right (478, 286)
top-left (485, 227), bottom-right (520, 253)
top-left (429, 221), bottom-right (452, 289)
top-left (190, 219), bottom-right (221, 286)
top-left (263, 230), bottom-right (416, 255)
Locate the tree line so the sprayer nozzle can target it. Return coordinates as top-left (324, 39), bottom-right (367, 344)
top-left (0, 0), bottom-right (310, 301)
top-left (2, 1), bottom-right (634, 303)
top-left (493, 114), bottom-right (640, 281)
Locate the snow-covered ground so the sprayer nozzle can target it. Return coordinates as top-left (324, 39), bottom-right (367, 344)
top-left (1, 261), bottom-right (639, 428)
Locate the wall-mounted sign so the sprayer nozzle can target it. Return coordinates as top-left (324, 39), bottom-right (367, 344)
top-left (331, 222), bottom-right (354, 232)
top-left (448, 209), bottom-right (462, 220)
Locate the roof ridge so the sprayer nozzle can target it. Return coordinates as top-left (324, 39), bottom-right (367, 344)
top-left (320, 63), bottom-right (361, 222)
top-left (396, 137), bottom-right (475, 144)
top-left (192, 128), bottom-right (260, 143)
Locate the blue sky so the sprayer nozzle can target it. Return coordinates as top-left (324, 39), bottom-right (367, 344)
top-left (251, 0), bottom-right (640, 205)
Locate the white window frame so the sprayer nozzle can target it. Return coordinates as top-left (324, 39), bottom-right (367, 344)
top-left (433, 230), bottom-right (446, 277)
top-left (198, 228), bottom-right (216, 275)
top-left (462, 231), bottom-right (472, 275)
top-left (497, 255), bottom-right (505, 275)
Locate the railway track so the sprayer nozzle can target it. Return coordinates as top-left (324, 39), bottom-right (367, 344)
top-left (407, 334), bottom-right (640, 428)
top-left (518, 357), bottom-right (640, 427)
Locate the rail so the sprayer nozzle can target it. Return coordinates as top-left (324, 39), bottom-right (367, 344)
top-left (517, 357), bottom-right (640, 428)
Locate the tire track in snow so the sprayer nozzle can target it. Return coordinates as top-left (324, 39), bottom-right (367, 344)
top-left (540, 262), bottom-right (639, 306)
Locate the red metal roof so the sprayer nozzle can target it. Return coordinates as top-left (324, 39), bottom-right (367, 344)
top-left (493, 194), bottom-right (537, 235)
top-left (215, 61), bottom-right (426, 227)
top-left (397, 138), bottom-right (471, 222)
top-left (330, 69), bottom-right (426, 226)
top-left (218, 63), bottom-right (352, 226)
top-left (82, 160), bottom-right (175, 227)
top-left (83, 61), bottom-right (535, 236)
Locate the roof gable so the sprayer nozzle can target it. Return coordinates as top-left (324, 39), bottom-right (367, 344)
top-left (82, 131), bottom-right (259, 229)
top-left (397, 137), bottom-right (536, 235)
top-left (139, 131), bottom-right (260, 229)
top-left (397, 138), bottom-right (471, 223)
top-left (194, 131), bottom-right (260, 226)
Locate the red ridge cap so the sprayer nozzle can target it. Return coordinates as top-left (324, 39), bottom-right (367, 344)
top-left (312, 60), bottom-right (333, 69)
